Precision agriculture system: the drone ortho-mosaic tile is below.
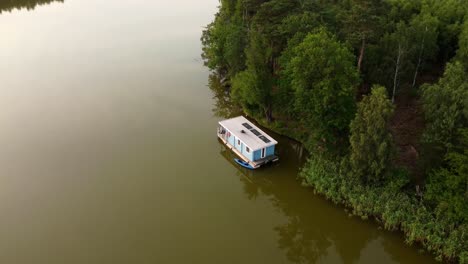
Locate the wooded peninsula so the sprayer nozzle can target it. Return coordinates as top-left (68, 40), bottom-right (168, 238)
top-left (202, 0), bottom-right (468, 262)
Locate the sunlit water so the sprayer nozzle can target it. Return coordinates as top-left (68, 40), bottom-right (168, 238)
top-left (0, 1), bottom-right (436, 263)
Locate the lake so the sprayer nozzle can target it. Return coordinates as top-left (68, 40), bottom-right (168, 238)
top-left (0, 1), bottom-right (436, 263)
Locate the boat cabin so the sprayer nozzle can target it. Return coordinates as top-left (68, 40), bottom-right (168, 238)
top-left (217, 116), bottom-right (278, 168)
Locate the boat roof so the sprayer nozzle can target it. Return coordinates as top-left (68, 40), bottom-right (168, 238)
top-left (218, 116), bottom-right (278, 150)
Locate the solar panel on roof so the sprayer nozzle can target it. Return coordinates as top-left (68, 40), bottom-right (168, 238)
top-left (259, 135), bottom-right (271, 143)
top-left (242, 123), bottom-right (253, 129)
top-left (250, 129), bottom-right (261, 136)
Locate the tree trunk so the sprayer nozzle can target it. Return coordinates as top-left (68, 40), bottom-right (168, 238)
top-left (264, 105), bottom-right (273, 123)
top-left (357, 37), bottom-right (366, 73)
top-left (412, 54), bottom-right (422, 90)
top-left (465, 179), bottom-right (467, 199)
top-left (412, 26), bottom-right (427, 89)
top-left (392, 43), bottom-right (402, 103)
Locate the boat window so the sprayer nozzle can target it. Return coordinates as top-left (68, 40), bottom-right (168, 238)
top-left (246, 147), bottom-right (250, 153)
top-left (237, 139), bottom-right (240, 145)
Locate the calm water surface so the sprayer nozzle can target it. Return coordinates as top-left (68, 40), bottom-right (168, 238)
top-left (0, 1), bottom-right (436, 263)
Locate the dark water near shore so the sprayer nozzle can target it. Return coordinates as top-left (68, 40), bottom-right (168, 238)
top-left (0, 1), bottom-right (436, 263)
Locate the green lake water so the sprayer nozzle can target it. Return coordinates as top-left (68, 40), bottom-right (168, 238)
top-left (0, 1), bottom-right (436, 263)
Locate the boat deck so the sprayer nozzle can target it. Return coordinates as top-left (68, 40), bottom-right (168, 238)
top-left (218, 134), bottom-right (279, 168)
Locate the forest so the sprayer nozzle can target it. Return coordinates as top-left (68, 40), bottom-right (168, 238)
top-left (202, 0), bottom-right (467, 262)
top-left (0, 0), bottom-right (63, 13)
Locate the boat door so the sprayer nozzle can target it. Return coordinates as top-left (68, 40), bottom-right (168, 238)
top-left (261, 148), bottom-right (266, 158)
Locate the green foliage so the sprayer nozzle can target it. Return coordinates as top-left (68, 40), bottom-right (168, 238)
top-left (421, 0), bottom-right (467, 61)
top-left (201, 3), bottom-right (247, 76)
top-left (457, 18), bottom-right (468, 68)
top-left (386, 0), bottom-right (421, 23)
top-left (349, 86), bottom-right (395, 184)
top-left (381, 21), bottom-right (415, 98)
top-left (231, 29), bottom-right (274, 120)
top-left (421, 61), bottom-right (468, 151)
top-left (201, 20), bottom-right (228, 73)
top-left (278, 11), bottom-right (320, 43)
top-left (425, 128), bottom-right (468, 227)
top-left (203, 0), bottom-right (468, 261)
top-left (283, 28), bottom-right (359, 150)
top-left (208, 74), bottom-right (242, 118)
top-left (0, 0), bottom-right (62, 13)
top-left (252, 0), bottom-right (300, 58)
top-left (339, 0), bottom-right (381, 44)
top-left (409, 12), bottom-right (439, 61)
top-left (338, 0), bottom-right (384, 72)
top-left (300, 154), bottom-right (345, 204)
top-left (300, 154), bottom-right (466, 262)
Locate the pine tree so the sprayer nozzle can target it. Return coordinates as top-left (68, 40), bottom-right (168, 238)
top-left (349, 85), bottom-right (395, 184)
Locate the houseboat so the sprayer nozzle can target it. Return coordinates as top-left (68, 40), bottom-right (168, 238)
top-left (217, 116), bottom-right (279, 169)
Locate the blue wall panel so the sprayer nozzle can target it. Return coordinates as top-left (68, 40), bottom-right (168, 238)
top-left (266, 145), bottom-right (275, 156)
top-left (253, 150), bottom-right (261, 161)
top-left (222, 125), bottom-right (275, 162)
top-left (243, 148), bottom-right (254, 161)
top-left (227, 133), bottom-right (235, 146)
top-left (234, 139), bottom-right (242, 153)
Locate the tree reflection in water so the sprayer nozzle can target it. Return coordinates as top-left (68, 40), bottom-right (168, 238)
top-left (208, 74), bottom-right (242, 118)
top-left (0, 0), bottom-right (64, 13)
top-left (214, 105), bottom-right (429, 264)
top-left (219, 140), bottom-right (377, 263)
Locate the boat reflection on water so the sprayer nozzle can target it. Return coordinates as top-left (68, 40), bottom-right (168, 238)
top-left (212, 74), bottom-right (434, 263)
top-left (217, 135), bottom-right (434, 264)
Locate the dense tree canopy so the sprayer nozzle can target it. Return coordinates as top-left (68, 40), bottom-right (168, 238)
top-left (203, 0), bottom-right (468, 261)
top-left (0, 0), bottom-right (63, 13)
top-left (339, 0), bottom-right (382, 72)
top-left (425, 128), bottom-right (468, 226)
top-left (457, 19), bottom-right (468, 68)
top-left (283, 29), bottom-right (359, 149)
top-left (231, 29), bottom-right (274, 121)
top-left (422, 61), bottom-right (468, 151)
